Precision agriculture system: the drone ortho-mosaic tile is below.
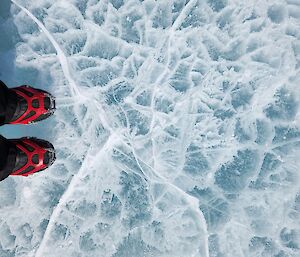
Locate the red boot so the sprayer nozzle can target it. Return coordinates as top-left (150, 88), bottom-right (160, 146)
top-left (9, 137), bottom-right (56, 176)
top-left (8, 85), bottom-right (55, 124)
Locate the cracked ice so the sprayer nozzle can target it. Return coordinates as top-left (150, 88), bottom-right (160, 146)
top-left (0, 0), bottom-right (300, 256)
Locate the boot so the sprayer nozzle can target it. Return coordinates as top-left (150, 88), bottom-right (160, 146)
top-left (8, 137), bottom-right (56, 176)
top-left (6, 85), bottom-right (55, 125)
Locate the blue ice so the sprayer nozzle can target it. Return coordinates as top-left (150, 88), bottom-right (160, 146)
top-left (0, 0), bottom-right (300, 256)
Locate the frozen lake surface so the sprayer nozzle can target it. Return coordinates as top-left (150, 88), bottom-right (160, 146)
top-left (0, 0), bottom-right (300, 256)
